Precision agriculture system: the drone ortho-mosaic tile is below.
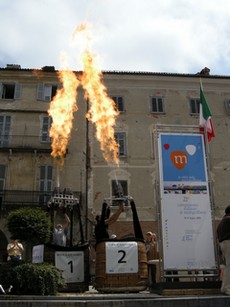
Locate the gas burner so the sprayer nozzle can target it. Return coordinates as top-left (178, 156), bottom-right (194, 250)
top-left (47, 187), bottom-right (79, 209)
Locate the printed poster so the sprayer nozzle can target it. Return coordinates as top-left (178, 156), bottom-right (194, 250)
top-left (158, 133), bottom-right (216, 270)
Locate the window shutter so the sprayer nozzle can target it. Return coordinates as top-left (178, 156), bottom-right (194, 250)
top-left (41, 116), bottom-right (51, 142)
top-left (190, 99), bottom-right (199, 114)
top-left (224, 100), bottom-right (230, 115)
top-left (14, 83), bottom-right (21, 99)
top-left (44, 85), bottom-right (52, 101)
top-left (117, 97), bottom-right (124, 111)
top-left (37, 83), bottom-right (44, 100)
top-left (0, 115), bottom-right (11, 146)
top-left (40, 166), bottom-right (45, 180)
top-left (151, 97), bottom-right (157, 112)
top-left (158, 98), bottom-right (163, 112)
top-left (5, 116), bottom-right (11, 134)
top-left (0, 164), bottom-right (6, 190)
top-left (39, 165), bottom-right (53, 191)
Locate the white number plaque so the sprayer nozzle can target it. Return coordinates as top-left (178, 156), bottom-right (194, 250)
top-left (105, 242), bottom-right (138, 274)
top-left (55, 251), bottom-right (84, 283)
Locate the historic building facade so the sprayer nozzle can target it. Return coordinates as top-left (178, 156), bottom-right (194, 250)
top-left (0, 65), bottom-right (230, 259)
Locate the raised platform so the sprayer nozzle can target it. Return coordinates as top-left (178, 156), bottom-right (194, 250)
top-left (0, 288), bottom-right (229, 307)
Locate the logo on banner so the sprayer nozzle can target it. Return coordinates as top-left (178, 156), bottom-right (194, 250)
top-left (164, 145), bottom-right (196, 170)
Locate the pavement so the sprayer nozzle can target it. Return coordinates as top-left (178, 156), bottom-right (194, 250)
top-left (0, 286), bottom-right (229, 307)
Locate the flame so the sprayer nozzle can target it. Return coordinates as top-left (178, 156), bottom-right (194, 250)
top-left (72, 23), bottom-right (91, 41)
top-left (48, 23), bottom-right (119, 166)
top-left (82, 51), bottom-right (119, 165)
top-left (48, 56), bottom-right (79, 166)
top-left (74, 25), bottom-right (119, 165)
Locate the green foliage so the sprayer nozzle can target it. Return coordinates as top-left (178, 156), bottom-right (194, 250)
top-left (0, 262), bottom-right (65, 295)
top-left (7, 207), bottom-right (52, 244)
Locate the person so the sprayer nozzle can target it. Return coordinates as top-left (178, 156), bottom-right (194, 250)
top-left (145, 232), bottom-right (158, 285)
top-left (146, 232), bottom-right (158, 260)
top-left (53, 210), bottom-right (70, 247)
top-left (219, 249), bottom-right (226, 281)
top-left (217, 205), bottom-right (230, 295)
top-left (7, 238), bottom-right (24, 262)
top-left (95, 203), bottom-right (124, 243)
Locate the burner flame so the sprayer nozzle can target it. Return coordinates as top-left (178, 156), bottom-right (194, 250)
top-left (48, 23), bottom-right (119, 166)
top-left (48, 56), bottom-right (79, 166)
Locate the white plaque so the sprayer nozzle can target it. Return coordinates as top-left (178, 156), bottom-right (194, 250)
top-left (55, 251), bottom-right (84, 283)
top-left (105, 241), bottom-right (138, 274)
top-left (32, 244), bottom-right (44, 263)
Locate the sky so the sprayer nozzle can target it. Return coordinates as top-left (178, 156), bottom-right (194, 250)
top-left (1, 0), bottom-right (230, 75)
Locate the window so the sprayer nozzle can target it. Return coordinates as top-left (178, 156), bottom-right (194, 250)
top-left (115, 132), bottom-right (127, 157)
top-left (150, 97), bottom-right (164, 113)
top-left (190, 98), bottom-right (200, 114)
top-left (0, 164), bottom-right (6, 208)
top-left (0, 165), bottom-right (6, 191)
top-left (224, 100), bottom-right (230, 115)
top-left (0, 115), bottom-right (11, 147)
top-left (112, 180), bottom-right (128, 196)
top-left (111, 96), bottom-right (124, 112)
top-left (37, 83), bottom-right (59, 101)
top-left (0, 82), bottom-right (21, 99)
top-left (40, 116), bottom-right (52, 142)
top-left (39, 165), bottom-right (53, 205)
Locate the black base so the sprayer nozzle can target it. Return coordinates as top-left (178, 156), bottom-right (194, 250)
top-left (150, 280), bottom-right (221, 293)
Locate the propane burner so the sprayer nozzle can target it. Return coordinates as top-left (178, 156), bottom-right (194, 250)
top-left (48, 187), bottom-right (79, 209)
top-left (104, 195), bottom-right (133, 206)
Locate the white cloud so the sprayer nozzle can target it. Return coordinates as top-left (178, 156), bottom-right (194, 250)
top-left (0, 0), bottom-right (230, 74)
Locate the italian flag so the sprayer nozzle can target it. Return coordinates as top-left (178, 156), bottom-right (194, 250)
top-left (199, 84), bottom-right (215, 142)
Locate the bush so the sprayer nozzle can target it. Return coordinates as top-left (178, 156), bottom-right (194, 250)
top-left (0, 262), bottom-right (65, 295)
top-left (7, 207), bottom-right (52, 244)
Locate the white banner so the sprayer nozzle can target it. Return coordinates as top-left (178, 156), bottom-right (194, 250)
top-left (32, 245), bottom-right (44, 263)
top-left (55, 251), bottom-right (84, 283)
top-left (106, 242), bottom-right (138, 274)
top-left (158, 133), bottom-right (216, 270)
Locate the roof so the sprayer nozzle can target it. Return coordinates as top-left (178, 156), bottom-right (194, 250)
top-left (0, 65), bottom-right (230, 79)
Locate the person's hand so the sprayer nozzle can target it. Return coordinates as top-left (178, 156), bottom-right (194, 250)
top-left (119, 204), bottom-right (125, 212)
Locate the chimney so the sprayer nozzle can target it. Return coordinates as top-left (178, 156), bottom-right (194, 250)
top-left (6, 64), bottom-right (21, 70)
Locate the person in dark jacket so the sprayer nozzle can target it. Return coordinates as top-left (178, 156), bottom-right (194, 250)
top-left (217, 205), bottom-right (230, 295)
top-left (95, 203), bottom-right (124, 243)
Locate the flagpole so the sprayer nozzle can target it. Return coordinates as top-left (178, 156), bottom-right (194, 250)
top-left (199, 78), bottom-right (217, 269)
top-left (199, 77), bottom-right (206, 140)
top-left (199, 77), bottom-right (202, 88)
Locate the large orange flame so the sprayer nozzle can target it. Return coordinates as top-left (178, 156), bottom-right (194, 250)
top-left (48, 23), bottom-right (119, 166)
top-left (74, 24), bottom-right (119, 165)
top-left (81, 50), bottom-right (119, 165)
top-left (48, 62), bottom-right (79, 166)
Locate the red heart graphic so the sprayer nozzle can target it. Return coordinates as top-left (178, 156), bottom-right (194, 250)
top-left (164, 144), bottom-right (170, 150)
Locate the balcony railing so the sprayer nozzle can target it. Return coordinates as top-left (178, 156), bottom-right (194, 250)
top-left (0, 135), bottom-right (52, 152)
top-left (0, 190), bottom-right (81, 216)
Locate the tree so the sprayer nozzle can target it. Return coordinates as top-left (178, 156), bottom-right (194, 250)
top-left (7, 207), bottom-right (52, 245)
